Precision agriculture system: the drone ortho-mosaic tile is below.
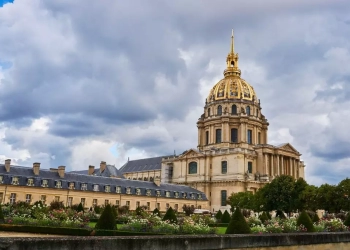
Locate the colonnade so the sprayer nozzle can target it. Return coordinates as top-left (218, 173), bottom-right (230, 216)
top-left (263, 153), bottom-right (300, 179)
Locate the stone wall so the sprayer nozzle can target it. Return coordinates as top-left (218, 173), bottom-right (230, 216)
top-left (1, 233), bottom-right (350, 250)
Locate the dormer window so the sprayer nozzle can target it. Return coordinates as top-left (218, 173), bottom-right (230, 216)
top-left (93, 184), bottom-right (99, 192)
top-left (198, 193), bottom-right (202, 200)
top-left (41, 179), bottom-right (48, 187)
top-left (69, 182), bottom-right (75, 190)
top-left (146, 189), bottom-right (151, 196)
top-left (81, 183), bottom-right (87, 191)
top-left (156, 190), bottom-right (161, 197)
top-left (105, 185), bottom-right (111, 193)
top-left (126, 187), bottom-right (131, 194)
top-left (136, 188), bottom-right (141, 195)
top-left (27, 178), bottom-right (34, 186)
top-left (175, 192), bottom-right (179, 198)
top-left (183, 192), bottom-right (187, 199)
top-left (11, 177), bottom-right (19, 185)
top-left (191, 193), bottom-right (195, 199)
top-left (55, 180), bottom-right (62, 188)
top-left (116, 186), bottom-right (121, 193)
top-left (166, 191), bottom-right (170, 198)
top-left (0, 175), bottom-right (3, 184)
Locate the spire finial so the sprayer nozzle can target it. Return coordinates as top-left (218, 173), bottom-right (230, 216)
top-left (230, 29), bottom-right (234, 54)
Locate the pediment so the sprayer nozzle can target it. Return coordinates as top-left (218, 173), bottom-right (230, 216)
top-left (277, 143), bottom-right (299, 154)
top-left (179, 148), bottom-right (204, 159)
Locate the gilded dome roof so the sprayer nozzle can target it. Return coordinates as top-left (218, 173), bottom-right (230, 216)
top-left (207, 77), bottom-right (257, 103)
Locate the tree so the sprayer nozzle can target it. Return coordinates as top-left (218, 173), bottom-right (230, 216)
top-left (227, 192), bottom-right (254, 211)
top-left (337, 178), bottom-right (350, 212)
top-left (77, 203), bottom-right (84, 213)
top-left (225, 208), bottom-right (250, 234)
top-left (316, 184), bottom-right (341, 213)
top-left (291, 178), bottom-right (308, 211)
top-left (221, 210), bottom-right (231, 223)
top-left (296, 211), bottom-right (315, 232)
top-left (259, 211), bottom-right (269, 223)
top-left (0, 204), bottom-right (4, 223)
top-left (182, 205), bottom-right (194, 216)
top-left (95, 204), bottom-right (116, 230)
top-left (300, 185), bottom-right (318, 212)
top-left (153, 208), bottom-right (161, 217)
top-left (215, 210), bottom-right (223, 221)
top-left (162, 207), bottom-right (177, 224)
top-left (344, 213), bottom-right (350, 227)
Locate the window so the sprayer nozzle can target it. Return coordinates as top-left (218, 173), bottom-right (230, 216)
top-left (207, 108), bottom-right (210, 117)
top-left (138, 177), bottom-right (142, 180)
top-left (247, 129), bottom-right (252, 144)
top-left (188, 162), bottom-right (197, 174)
top-left (198, 193), bottom-right (202, 200)
top-left (11, 177), bottom-right (19, 185)
top-left (221, 161), bottom-right (227, 174)
top-left (55, 196), bottom-right (60, 202)
top-left (146, 189), bottom-right (151, 196)
top-left (126, 201), bottom-right (130, 207)
top-left (216, 129), bottom-right (222, 143)
top-left (156, 190), bottom-right (161, 197)
top-left (105, 200), bottom-right (109, 206)
top-left (217, 105), bottom-right (222, 116)
top-left (166, 203), bottom-right (169, 210)
top-left (69, 182), bottom-right (75, 190)
top-left (81, 198), bottom-right (85, 207)
top-left (256, 109), bottom-right (259, 117)
top-left (116, 200), bottom-right (120, 206)
top-left (136, 201), bottom-right (140, 208)
top-left (198, 205), bottom-right (202, 209)
top-left (10, 193), bottom-right (16, 204)
top-left (221, 190), bottom-right (227, 206)
top-left (166, 191), bottom-right (170, 197)
top-left (205, 131), bottom-right (209, 145)
top-left (116, 186), bottom-right (121, 193)
top-left (231, 128), bottom-right (238, 143)
top-left (157, 203), bottom-right (160, 210)
top-left (246, 106), bottom-right (251, 115)
top-left (126, 187), bottom-right (131, 194)
top-left (150, 177), bottom-right (154, 182)
top-left (174, 192), bottom-right (179, 198)
top-left (67, 197), bottom-right (73, 207)
top-left (191, 193), bottom-right (195, 199)
top-left (27, 178), bottom-right (34, 186)
top-left (248, 162), bottom-right (253, 174)
top-left (169, 167), bottom-right (173, 178)
top-left (0, 192), bottom-right (3, 203)
top-left (258, 132), bottom-right (261, 144)
top-left (232, 104), bottom-right (237, 115)
top-left (41, 179), bottom-right (48, 187)
top-left (81, 183), bottom-right (87, 191)
top-left (147, 202), bottom-right (150, 210)
top-left (105, 185), bottom-right (111, 193)
top-left (143, 177), bottom-right (148, 181)
top-left (136, 188), bottom-right (141, 195)
top-left (93, 184), bottom-right (99, 192)
top-left (55, 180), bottom-right (62, 188)
top-left (183, 192), bottom-right (187, 199)
top-left (0, 176), bottom-right (3, 184)
top-left (174, 204), bottom-right (178, 211)
top-left (93, 199), bottom-right (98, 207)
top-left (25, 194), bottom-right (32, 204)
top-left (40, 195), bottom-right (46, 204)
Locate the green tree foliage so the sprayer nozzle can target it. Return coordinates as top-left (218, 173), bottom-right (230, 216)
top-left (162, 207), bottom-right (177, 224)
top-left (300, 185), bottom-right (318, 212)
top-left (49, 200), bottom-right (64, 210)
top-left (215, 210), bottom-right (223, 221)
top-left (0, 204), bottom-right (4, 223)
top-left (225, 208), bottom-right (251, 234)
top-left (259, 211), bottom-right (269, 223)
top-left (77, 203), bottom-right (84, 213)
top-left (275, 210), bottom-right (286, 219)
top-left (135, 206), bottom-right (143, 216)
top-left (221, 210), bottom-right (231, 223)
top-left (344, 213), bottom-right (350, 227)
top-left (337, 178), bottom-right (350, 212)
top-left (227, 192), bottom-right (255, 210)
top-left (95, 204), bottom-right (116, 230)
top-left (316, 184), bottom-right (341, 213)
top-left (152, 208), bottom-right (161, 217)
top-left (253, 183), bottom-right (269, 212)
top-left (296, 210), bottom-right (315, 232)
top-left (182, 205), bottom-right (194, 216)
top-left (291, 178), bottom-right (308, 211)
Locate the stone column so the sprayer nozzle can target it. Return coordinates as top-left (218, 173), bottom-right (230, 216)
top-left (271, 154), bottom-right (274, 176)
top-left (277, 155), bottom-right (280, 176)
top-left (289, 158), bottom-right (293, 177)
top-left (281, 156), bottom-right (284, 175)
top-left (264, 154), bottom-right (268, 175)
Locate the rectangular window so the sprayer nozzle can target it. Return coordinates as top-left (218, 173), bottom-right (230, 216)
top-left (221, 190), bottom-right (227, 206)
top-left (67, 197), bottom-right (73, 207)
top-left (126, 201), bottom-right (130, 207)
top-left (105, 185), bottom-right (111, 193)
top-left (10, 193), bottom-right (16, 204)
top-left (42, 179), bottom-right (48, 187)
top-left (81, 198), bottom-right (86, 207)
top-left (248, 162), bottom-right (253, 174)
top-left (116, 186), bottom-right (121, 193)
top-left (81, 183), bottom-right (87, 191)
top-left (169, 167), bottom-right (173, 178)
top-left (55, 181), bottom-right (62, 188)
top-left (0, 176), bottom-right (3, 184)
top-left (69, 182), bottom-right (75, 189)
top-left (93, 199), bottom-right (98, 207)
top-left (105, 200), bottom-right (109, 206)
top-left (116, 200), bottom-right (120, 206)
top-left (157, 203), bottom-right (160, 210)
top-left (25, 194), bottom-right (31, 204)
top-left (166, 203), bottom-right (169, 210)
top-left (27, 178), bottom-right (34, 186)
top-left (136, 201), bottom-right (140, 208)
top-left (231, 128), bottom-right (238, 143)
top-left (55, 196), bottom-right (60, 202)
top-left (174, 204), bottom-right (178, 211)
top-left (258, 132), bottom-right (261, 144)
top-left (247, 129), bottom-right (252, 144)
top-left (205, 131), bottom-right (209, 145)
top-left (147, 202), bottom-right (150, 210)
top-left (216, 129), bottom-right (222, 143)
top-left (40, 195), bottom-right (46, 204)
top-left (11, 177), bottom-right (19, 185)
top-left (93, 184), bottom-right (99, 191)
top-left (0, 192), bottom-right (3, 203)
top-left (166, 191), bottom-right (170, 197)
top-left (221, 161), bottom-right (227, 174)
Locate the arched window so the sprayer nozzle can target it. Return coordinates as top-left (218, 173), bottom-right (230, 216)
top-left (246, 106), bottom-right (251, 116)
top-left (221, 161), bottom-right (227, 174)
top-left (188, 162), bottom-right (197, 174)
top-left (217, 105), bottom-right (222, 116)
top-left (207, 108), bottom-right (211, 117)
top-left (232, 104), bottom-right (237, 115)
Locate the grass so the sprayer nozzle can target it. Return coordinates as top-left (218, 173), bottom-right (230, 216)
top-left (216, 227), bottom-right (227, 234)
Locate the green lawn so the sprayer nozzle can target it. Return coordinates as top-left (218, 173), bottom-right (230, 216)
top-left (216, 227), bottom-right (227, 234)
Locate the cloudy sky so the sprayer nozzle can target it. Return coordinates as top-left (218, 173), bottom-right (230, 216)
top-left (0, 0), bottom-right (350, 186)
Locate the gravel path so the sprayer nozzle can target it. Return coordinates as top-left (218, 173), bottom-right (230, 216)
top-left (0, 231), bottom-right (67, 237)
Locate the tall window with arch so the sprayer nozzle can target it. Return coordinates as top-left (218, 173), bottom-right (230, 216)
top-left (216, 129), bottom-right (222, 143)
top-left (246, 106), bottom-right (251, 115)
top-left (188, 162), bottom-right (197, 174)
top-left (231, 104), bottom-right (237, 115)
top-left (217, 105), bottom-right (222, 116)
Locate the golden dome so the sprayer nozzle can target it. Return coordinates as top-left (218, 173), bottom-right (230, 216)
top-left (207, 77), bottom-right (257, 102)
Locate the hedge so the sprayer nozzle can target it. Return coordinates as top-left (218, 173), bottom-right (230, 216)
top-left (93, 230), bottom-right (166, 236)
top-left (208, 223), bottom-right (229, 227)
top-left (0, 224), bottom-right (91, 236)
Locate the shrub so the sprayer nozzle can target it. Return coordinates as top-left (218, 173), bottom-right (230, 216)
top-left (225, 208), bottom-right (250, 234)
top-left (162, 207), bottom-right (177, 224)
top-left (344, 213), bottom-right (350, 227)
top-left (247, 216), bottom-right (261, 227)
top-left (215, 210), bottom-right (223, 222)
top-left (313, 213), bottom-right (320, 223)
top-left (135, 206), bottom-right (144, 216)
top-left (182, 205), bottom-right (194, 216)
top-left (94, 205), bottom-right (103, 214)
top-left (306, 210), bottom-right (315, 220)
top-left (266, 212), bottom-right (272, 220)
top-left (276, 210), bottom-right (286, 219)
top-left (259, 212), bottom-right (269, 223)
top-left (221, 210), bottom-right (231, 223)
top-left (118, 205), bottom-right (129, 215)
top-left (95, 204), bottom-right (116, 230)
top-left (153, 208), bottom-right (161, 217)
top-left (77, 203), bottom-right (84, 213)
top-left (336, 213), bottom-right (346, 221)
top-left (296, 211), bottom-right (315, 232)
top-left (49, 200), bottom-right (64, 210)
top-left (0, 204), bottom-right (4, 223)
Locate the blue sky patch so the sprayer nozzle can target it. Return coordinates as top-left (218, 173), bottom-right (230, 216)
top-left (0, 0), bottom-right (13, 7)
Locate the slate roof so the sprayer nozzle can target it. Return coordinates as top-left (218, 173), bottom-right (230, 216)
top-left (119, 156), bottom-right (171, 173)
top-left (69, 164), bottom-right (125, 179)
top-left (0, 164), bottom-right (207, 201)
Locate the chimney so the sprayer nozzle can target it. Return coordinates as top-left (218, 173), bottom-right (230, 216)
top-left (33, 162), bottom-right (41, 176)
top-left (58, 166), bottom-right (65, 178)
top-left (154, 176), bottom-right (161, 187)
top-left (5, 159), bottom-right (11, 172)
top-left (100, 161), bottom-right (106, 173)
top-left (88, 165), bottom-right (95, 175)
